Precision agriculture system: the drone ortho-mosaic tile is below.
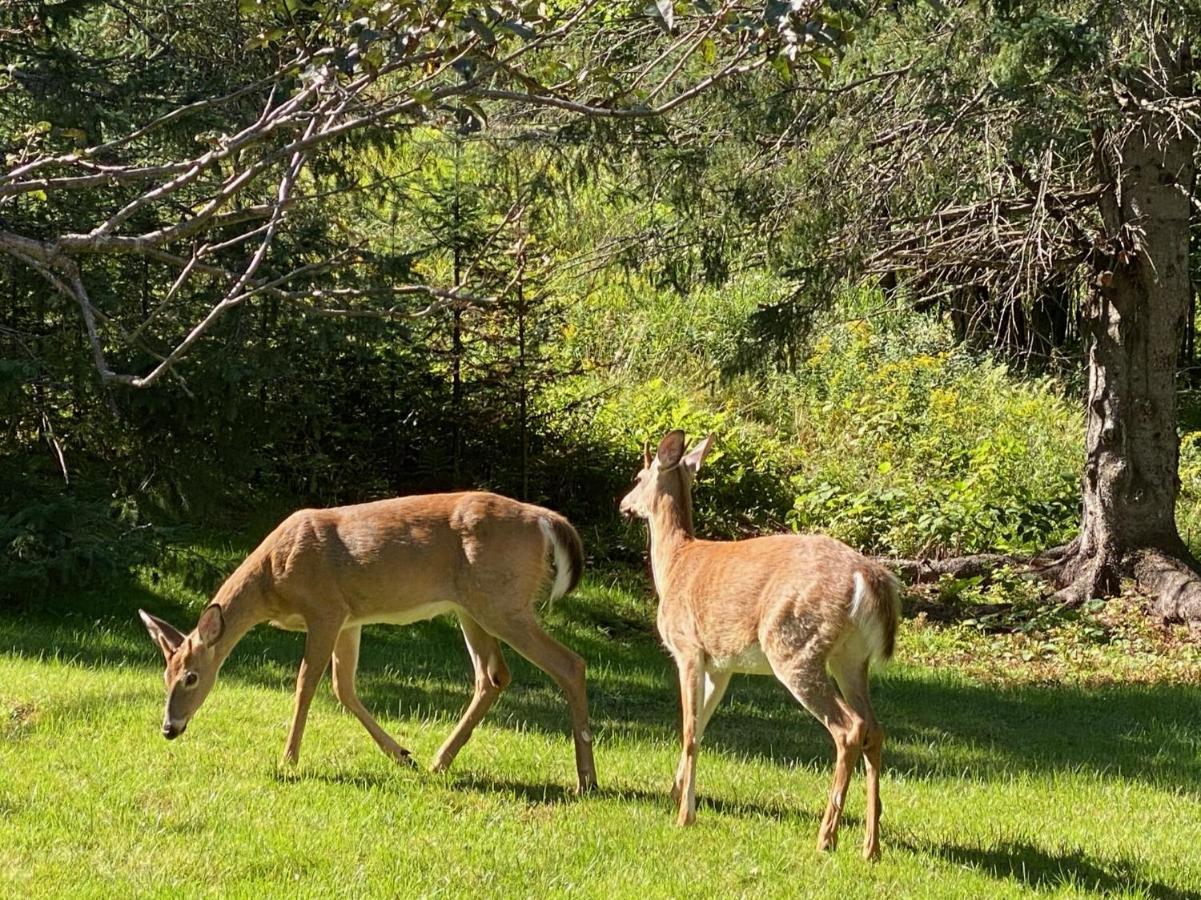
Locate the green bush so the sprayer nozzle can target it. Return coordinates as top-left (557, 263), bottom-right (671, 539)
top-left (780, 316), bottom-right (1080, 556)
top-left (1176, 428), bottom-right (1201, 554)
top-left (579, 376), bottom-right (796, 533)
top-left (558, 283), bottom-right (1083, 558)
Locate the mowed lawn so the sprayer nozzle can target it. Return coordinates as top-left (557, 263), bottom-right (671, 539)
top-left (2, 564), bottom-right (1201, 898)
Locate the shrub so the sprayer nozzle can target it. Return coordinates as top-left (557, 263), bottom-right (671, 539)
top-left (558, 283), bottom-right (1083, 559)
top-left (777, 317), bottom-right (1080, 556)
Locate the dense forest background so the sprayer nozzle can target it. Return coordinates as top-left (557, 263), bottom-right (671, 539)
top-left (3, 0), bottom-right (1200, 617)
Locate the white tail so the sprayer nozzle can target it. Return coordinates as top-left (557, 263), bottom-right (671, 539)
top-left (620, 430), bottom-right (900, 860)
top-left (138, 492), bottom-right (596, 792)
top-left (850, 570), bottom-right (902, 666)
top-left (540, 514), bottom-right (584, 602)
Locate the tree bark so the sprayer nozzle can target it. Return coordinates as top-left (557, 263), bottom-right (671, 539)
top-left (1058, 41), bottom-right (1200, 620)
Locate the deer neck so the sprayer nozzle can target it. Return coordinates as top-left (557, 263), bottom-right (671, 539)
top-left (646, 476), bottom-right (694, 594)
top-left (205, 565), bottom-right (271, 667)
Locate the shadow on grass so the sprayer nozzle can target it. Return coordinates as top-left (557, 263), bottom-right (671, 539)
top-left (3, 588), bottom-right (1201, 796)
top-left (448, 772), bottom-right (837, 824)
top-left (268, 767), bottom-right (838, 826)
top-left (913, 838), bottom-right (1201, 900)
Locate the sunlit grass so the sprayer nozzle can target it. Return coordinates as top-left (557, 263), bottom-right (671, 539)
top-left (2, 563), bottom-right (1200, 898)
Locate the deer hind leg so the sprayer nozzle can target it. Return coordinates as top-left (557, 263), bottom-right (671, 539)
top-left (673, 667), bottom-right (730, 806)
top-left (431, 614), bottom-right (511, 774)
top-left (831, 655), bottom-right (885, 861)
top-left (474, 610), bottom-right (597, 793)
top-left (331, 625), bottom-right (414, 767)
top-left (768, 648), bottom-right (865, 853)
top-left (282, 617), bottom-right (343, 766)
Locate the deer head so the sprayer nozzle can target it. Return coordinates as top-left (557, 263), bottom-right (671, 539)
top-left (138, 604), bottom-right (226, 740)
top-left (619, 429), bottom-right (714, 523)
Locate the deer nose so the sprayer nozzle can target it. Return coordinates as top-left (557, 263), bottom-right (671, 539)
top-left (162, 721), bottom-right (185, 740)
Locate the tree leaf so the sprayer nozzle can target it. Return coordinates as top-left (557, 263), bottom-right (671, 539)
top-left (812, 48), bottom-right (833, 77)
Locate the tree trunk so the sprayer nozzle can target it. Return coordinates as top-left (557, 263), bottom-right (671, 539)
top-left (1059, 51), bottom-right (1200, 626)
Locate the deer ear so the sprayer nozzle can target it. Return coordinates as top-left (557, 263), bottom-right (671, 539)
top-left (195, 604), bottom-right (225, 646)
top-left (642, 440), bottom-right (653, 469)
top-left (139, 609), bottom-right (186, 662)
top-left (656, 430), bottom-right (686, 469)
top-left (682, 434), bottom-right (714, 473)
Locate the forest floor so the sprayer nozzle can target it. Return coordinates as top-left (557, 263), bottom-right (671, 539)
top-left (2, 536), bottom-right (1201, 898)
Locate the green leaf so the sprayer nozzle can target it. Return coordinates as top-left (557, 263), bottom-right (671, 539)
top-left (812, 49), bottom-right (833, 78)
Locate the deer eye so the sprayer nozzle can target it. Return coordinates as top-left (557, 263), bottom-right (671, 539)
top-left (182, 671), bottom-right (200, 689)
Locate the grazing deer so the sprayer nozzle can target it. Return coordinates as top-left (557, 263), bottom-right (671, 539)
top-left (619, 431), bottom-right (900, 859)
top-left (138, 492), bottom-right (597, 792)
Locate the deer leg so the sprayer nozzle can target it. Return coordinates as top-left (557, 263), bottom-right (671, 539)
top-left (860, 721), bottom-right (884, 860)
top-left (832, 657), bottom-right (885, 861)
top-left (770, 654), bottom-right (864, 853)
top-left (673, 667), bottom-right (730, 805)
top-left (431, 615), bottom-right (511, 774)
top-left (282, 618), bottom-right (342, 766)
top-left (475, 611), bottom-right (597, 793)
top-left (331, 624), bottom-right (414, 767)
top-left (670, 654), bottom-right (705, 825)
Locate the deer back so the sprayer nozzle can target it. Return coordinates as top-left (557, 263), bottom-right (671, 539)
top-left (260, 492), bottom-right (577, 624)
top-left (656, 533), bottom-right (876, 664)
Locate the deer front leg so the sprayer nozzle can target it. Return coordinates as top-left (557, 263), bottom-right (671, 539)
top-left (281, 619), bottom-right (342, 766)
top-left (331, 625), bottom-right (414, 767)
top-left (672, 654), bottom-right (704, 826)
top-left (673, 667), bottom-right (729, 805)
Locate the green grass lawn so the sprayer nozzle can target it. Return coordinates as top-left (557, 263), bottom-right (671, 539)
top-left (2, 556), bottom-right (1201, 898)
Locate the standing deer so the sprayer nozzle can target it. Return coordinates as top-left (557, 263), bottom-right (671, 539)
top-left (138, 492), bottom-right (597, 792)
top-left (619, 430), bottom-right (900, 859)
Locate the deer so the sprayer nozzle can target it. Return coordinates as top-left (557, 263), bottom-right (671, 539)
top-left (619, 430), bottom-right (900, 859)
top-left (138, 491), bottom-right (597, 793)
